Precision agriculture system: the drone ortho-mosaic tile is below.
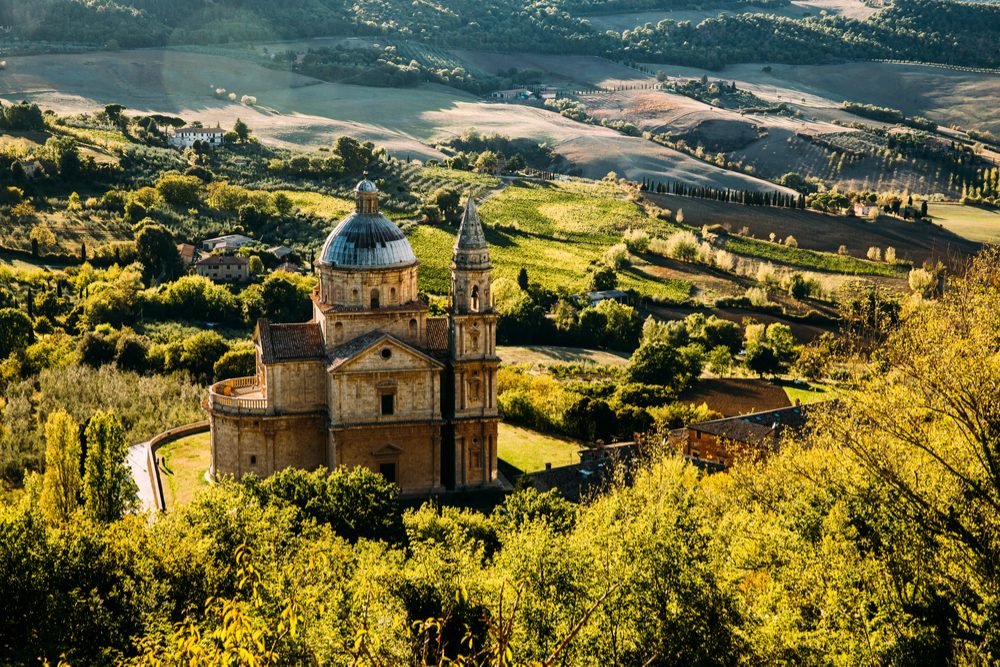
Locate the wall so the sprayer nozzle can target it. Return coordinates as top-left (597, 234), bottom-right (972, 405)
top-left (146, 420), bottom-right (210, 512)
top-left (333, 422), bottom-right (443, 494)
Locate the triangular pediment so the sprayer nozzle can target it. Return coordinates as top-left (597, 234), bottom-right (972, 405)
top-left (372, 443), bottom-right (403, 457)
top-left (328, 332), bottom-right (444, 373)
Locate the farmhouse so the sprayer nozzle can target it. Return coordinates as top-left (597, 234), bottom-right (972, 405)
top-left (681, 404), bottom-right (815, 470)
top-left (853, 202), bottom-right (879, 218)
top-left (201, 234), bottom-right (255, 253)
top-left (176, 243), bottom-right (199, 268)
top-left (490, 87), bottom-right (532, 100)
top-left (206, 177), bottom-right (500, 494)
top-left (194, 255), bottom-right (250, 282)
top-left (169, 125), bottom-right (225, 148)
top-left (586, 289), bottom-right (630, 307)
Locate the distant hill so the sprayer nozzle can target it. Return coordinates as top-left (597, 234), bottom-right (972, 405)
top-left (4, 0), bottom-right (1000, 71)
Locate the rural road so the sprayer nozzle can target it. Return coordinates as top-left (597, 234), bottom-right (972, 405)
top-left (126, 442), bottom-right (158, 514)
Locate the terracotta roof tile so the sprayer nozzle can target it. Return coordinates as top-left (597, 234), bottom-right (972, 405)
top-left (257, 320), bottom-right (325, 364)
top-left (425, 317), bottom-right (449, 351)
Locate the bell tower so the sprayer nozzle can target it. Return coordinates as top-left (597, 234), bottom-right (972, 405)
top-left (446, 195), bottom-right (500, 489)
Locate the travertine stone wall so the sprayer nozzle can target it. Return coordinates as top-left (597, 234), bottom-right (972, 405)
top-left (453, 419), bottom-right (499, 488)
top-left (265, 361), bottom-right (326, 412)
top-left (332, 422), bottom-right (442, 494)
top-left (211, 412), bottom-right (326, 479)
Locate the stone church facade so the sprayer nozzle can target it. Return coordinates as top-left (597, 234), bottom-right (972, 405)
top-left (206, 178), bottom-right (500, 494)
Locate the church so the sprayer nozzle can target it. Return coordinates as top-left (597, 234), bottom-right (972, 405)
top-left (206, 177), bottom-right (500, 494)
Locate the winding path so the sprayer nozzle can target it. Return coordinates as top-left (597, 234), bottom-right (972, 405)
top-left (127, 442), bottom-right (158, 514)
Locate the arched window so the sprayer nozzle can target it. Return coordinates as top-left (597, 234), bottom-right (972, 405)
top-left (470, 284), bottom-right (480, 312)
top-left (370, 288), bottom-right (380, 309)
top-left (352, 288), bottom-right (359, 304)
top-left (390, 286), bottom-right (397, 304)
top-left (334, 321), bottom-right (344, 343)
top-left (409, 318), bottom-right (418, 338)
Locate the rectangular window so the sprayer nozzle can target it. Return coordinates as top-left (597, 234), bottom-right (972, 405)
top-left (379, 462), bottom-right (396, 484)
top-left (250, 455), bottom-right (257, 466)
top-left (381, 393), bottom-right (395, 416)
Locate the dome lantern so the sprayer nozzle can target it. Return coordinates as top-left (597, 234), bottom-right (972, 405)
top-left (355, 173), bottom-right (379, 215)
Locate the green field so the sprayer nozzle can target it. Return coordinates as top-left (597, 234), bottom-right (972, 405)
top-left (928, 202), bottom-right (1000, 244)
top-left (497, 422), bottom-right (582, 473)
top-left (157, 432), bottom-right (212, 511)
top-left (408, 180), bottom-right (693, 300)
top-left (722, 234), bottom-right (908, 277)
top-left (498, 345), bottom-right (629, 366)
top-left (782, 381), bottom-right (837, 405)
top-left (275, 190), bottom-right (355, 219)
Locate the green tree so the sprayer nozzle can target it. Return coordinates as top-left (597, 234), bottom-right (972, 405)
top-left (155, 172), bottom-right (202, 208)
top-left (517, 267), bottom-right (529, 291)
top-left (233, 118), bottom-right (250, 143)
top-left (39, 410), bottom-right (82, 523)
top-left (257, 466), bottom-right (404, 542)
top-left (0, 308), bottom-right (33, 359)
top-left (627, 341), bottom-right (703, 393)
top-left (135, 223), bottom-right (182, 284)
top-left (82, 410), bottom-right (137, 522)
top-left (248, 255), bottom-right (264, 276)
top-left (261, 273), bottom-right (310, 322)
top-left (180, 331), bottom-right (230, 382)
top-left (588, 266), bottom-right (617, 292)
top-left (214, 347), bottom-right (256, 381)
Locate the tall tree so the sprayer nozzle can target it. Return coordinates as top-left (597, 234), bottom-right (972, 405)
top-left (135, 223), bottom-right (182, 285)
top-left (82, 411), bottom-right (137, 522)
top-left (0, 307), bottom-right (33, 359)
top-left (39, 410), bottom-right (82, 523)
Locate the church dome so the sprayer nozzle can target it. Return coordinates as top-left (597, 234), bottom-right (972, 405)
top-left (317, 178), bottom-right (417, 268)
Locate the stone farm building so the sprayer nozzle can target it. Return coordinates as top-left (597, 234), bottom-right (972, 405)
top-left (194, 255), bottom-right (250, 282)
top-left (680, 404), bottom-right (814, 471)
top-left (206, 178), bottom-right (500, 494)
top-left (169, 126), bottom-right (225, 149)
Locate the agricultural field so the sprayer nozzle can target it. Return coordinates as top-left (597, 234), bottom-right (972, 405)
top-left (927, 202), bottom-right (1000, 244)
top-left (643, 191), bottom-right (980, 265)
top-left (497, 422), bottom-right (582, 474)
top-left (0, 47), bottom-right (788, 192)
top-left (678, 377), bottom-right (792, 417)
top-left (408, 179), bottom-right (694, 300)
top-left (156, 431), bottom-right (212, 511)
top-left (782, 380), bottom-right (838, 405)
top-left (583, 0), bottom-right (881, 31)
top-left (497, 345), bottom-right (629, 366)
top-left (274, 190), bottom-right (354, 219)
top-left (721, 234), bottom-right (907, 277)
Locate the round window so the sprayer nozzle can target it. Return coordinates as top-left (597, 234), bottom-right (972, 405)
top-left (381, 348), bottom-right (392, 360)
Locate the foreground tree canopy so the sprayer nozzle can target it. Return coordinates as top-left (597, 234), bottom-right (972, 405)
top-left (1, 250), bottom-right (999, 664)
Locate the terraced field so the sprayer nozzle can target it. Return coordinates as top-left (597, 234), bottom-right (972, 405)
top-left (408, 179), bottom-right (694, 300)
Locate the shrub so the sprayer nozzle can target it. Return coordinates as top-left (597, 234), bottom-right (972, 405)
top-left (623, 228), bottom-right (650, 254)
top-left (602, 244), bottom-right (630, 270)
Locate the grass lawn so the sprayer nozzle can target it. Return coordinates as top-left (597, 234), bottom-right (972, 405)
top-left (407, 180), bottom-right (693, 300)
top-left (499, 345), bottom-right (628, 366)
top-left (782, 380), bottom-right (837, 405)
top-left (157, 432), bottom-right (212, 511)
top-left (928, 202), bottom-right (1000, 244)
top-left (497, 423), bottom-right (582, 474)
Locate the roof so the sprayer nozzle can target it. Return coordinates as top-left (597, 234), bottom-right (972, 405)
top-left (425, 317), bottom-right (449, 351)
top-left (689, 405), bottom-right (811, 444)
top-left (204, 234), bottom-right (254, 247)
top-left (256, 320), bottom-right (325, 364)
top-left (268, 245), bottom-right (293, 258)
top-left (318, 211), bottom-right (417, 268)
top-left (196, 255), bottom-right (248, 266)
top-left (327, 331), bottom-right (444, 371)
top-left (587, 289), bottom-right (628, 300)
top-left (455, 195), bottom-right (488, 251)
top-left (176, 126), bottom-right (225, 134)
top-left (355, 178), bottom-right (378, 193)
top-left (176, 243), bottom-right (196, 259)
